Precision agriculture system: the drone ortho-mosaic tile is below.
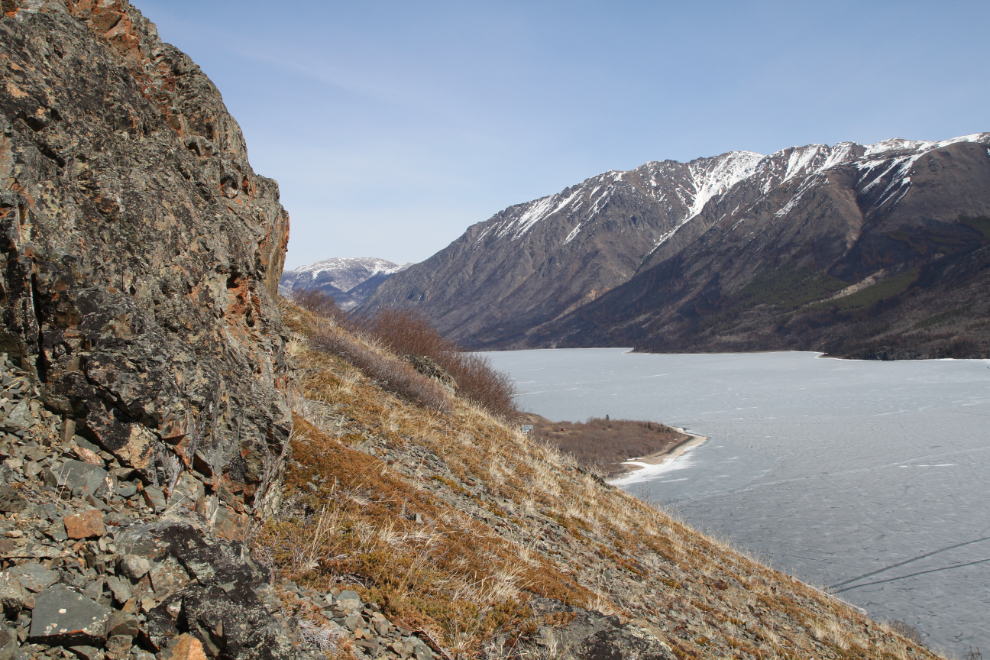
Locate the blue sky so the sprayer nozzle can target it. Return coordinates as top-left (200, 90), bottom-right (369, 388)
top-left (137, 0), bottom-right (990, 269)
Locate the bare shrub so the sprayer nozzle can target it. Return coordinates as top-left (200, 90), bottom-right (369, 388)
top-left (447, 351), bottom-right (518, 421)
top-left (296, 617), bottom-right (345, 653)
top-left (367, 308), bottom-right (453, 359)
top-left (364, 309), bottom-right (518, 420)
top-left (290, 289), bottom-right (355, 329)
top-left (889, 620), bottom-right (925, 647)
top-left (289, 299), bottom-right (517, 419)
top-left (311, 328), bottom-right (452, 413)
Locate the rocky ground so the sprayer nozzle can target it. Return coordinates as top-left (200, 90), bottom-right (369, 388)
top-left (0, 351), bottom-right (476, 659)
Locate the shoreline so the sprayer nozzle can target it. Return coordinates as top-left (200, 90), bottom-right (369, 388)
top-left (606, 428), bottom-right (708, 483)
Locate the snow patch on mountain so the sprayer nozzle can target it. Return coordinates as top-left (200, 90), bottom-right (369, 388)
top-left (290, 257), bottom-right (409, 287)
top-left (563, 224), bottom-right (583, 245)
top-left (684, 151), bottom-right (765, 221)
top-left (280, 257), bottom-right (412, 309)
top-left (475, 133), bottom-right (990, 252)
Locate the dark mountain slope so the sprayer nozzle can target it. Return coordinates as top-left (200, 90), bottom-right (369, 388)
top-left (542, 140), bottom-right (990, 357)
top-left (360, 154), bottom-right (769, 346)
top-left (364, 135), bottom-right (990, 356)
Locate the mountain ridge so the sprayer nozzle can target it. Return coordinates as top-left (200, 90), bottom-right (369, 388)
top-left (360, 133), bottom-right (990, 356)
top-left (280, 256), bottom-right (411, 309)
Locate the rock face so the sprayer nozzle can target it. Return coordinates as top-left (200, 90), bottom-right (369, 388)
top-left (0, 2), bottom-right (306, 655)
top-left (362, 134), bottom-right (990, 357)
top-left (280, 257), bottom-right (411, 310)
top-left (0, 0), bottom-right (293, 507)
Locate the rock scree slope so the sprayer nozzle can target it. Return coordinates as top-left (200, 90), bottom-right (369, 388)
top-left (0, 1), bottom-right (949, 659)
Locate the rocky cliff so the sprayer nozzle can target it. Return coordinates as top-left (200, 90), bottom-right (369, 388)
top-left (361, 135), bottom-right (990, 357)
top-left (1, 0), bottom-right (292, 503)
top-left (0, 0), bottom-right (299, 657)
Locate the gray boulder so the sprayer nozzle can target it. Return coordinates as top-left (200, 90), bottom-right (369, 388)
top-left (29, 584), bottom-right (111, 647)
top-left (5, 563), bottom-right (58, 593)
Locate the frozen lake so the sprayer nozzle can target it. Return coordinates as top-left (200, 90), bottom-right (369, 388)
top-left (483, 348), bottom-right (990, 654)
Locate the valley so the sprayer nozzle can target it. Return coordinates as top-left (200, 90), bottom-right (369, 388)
top-left (0, 0), bottom-right (976, 658)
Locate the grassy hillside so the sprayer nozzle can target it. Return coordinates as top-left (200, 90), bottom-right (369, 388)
top-left (256, 297), bottom-right (941, 660)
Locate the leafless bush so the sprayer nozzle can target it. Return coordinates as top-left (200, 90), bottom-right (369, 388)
top-left (446, 351), bottom-right (517, 420)
top-left (311, 328), bottom-right (452, 413)
top-left (290, 289), bottom-right (355, 329)
top-left (365, 309), bottom-right (518, 420)
top-left (366, 308), bottom-right (452, 359)
top-left (889, 620), bottom-right (925, 647)
top-left (296, 617), bottom-right (345, 653)
top-left (289, 294), bottom-right (518, 418)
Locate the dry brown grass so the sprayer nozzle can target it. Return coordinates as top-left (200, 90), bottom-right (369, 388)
top-left (311, 327), bottom-right (452, 414)
top-left (256, 416), bottom-right (592, 657)
top-left (292, 291), bottom-right (518, 420)
top-left (265, 296), bottom-right (946, 660)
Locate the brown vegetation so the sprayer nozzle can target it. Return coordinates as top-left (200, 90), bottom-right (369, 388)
top-left (310, 328), bottom-right (452, 414)
top-left (293, 290), bottom-right (517, 420)
top-left (292, 288), bottom-right (359, 328)
top-left (261, 296), bottom-right (943, 660)
top-left (523, 414), bottom-right (689, 478)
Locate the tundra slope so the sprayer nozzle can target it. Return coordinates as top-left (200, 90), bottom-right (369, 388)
top-left (361, 135), bottom-right (990, 357)
top-left (273, 299), bottom-right (940, 660)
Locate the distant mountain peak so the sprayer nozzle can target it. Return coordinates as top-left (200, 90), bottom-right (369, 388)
top-left (280, 257), bottom-right (412, 309)
top-left (289, 257), bottom-right (410, 287)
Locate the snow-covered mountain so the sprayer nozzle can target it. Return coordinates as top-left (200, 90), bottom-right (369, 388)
top-left (361, 133), bottom-right (990, 357)
top-left (280, 257), bottom-right (411, 310)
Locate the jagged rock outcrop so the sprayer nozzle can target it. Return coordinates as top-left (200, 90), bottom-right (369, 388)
top-left (0, 1), bottom-right (300, 657)
top-left (362, 135), bottom-right (990, 357)
top-left (0, 0), bottom-right (292, 509)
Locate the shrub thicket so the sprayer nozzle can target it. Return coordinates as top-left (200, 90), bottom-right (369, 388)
top-left (292, 291), bottom-right (518, 420)
top-left (310, 327), bottom-right (452, 414)
top-left (366, 309), bottom-right (518, 421)
top-left (290, 289), bottom-right (354, 328)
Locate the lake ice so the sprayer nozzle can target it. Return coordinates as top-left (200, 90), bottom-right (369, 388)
top-left (483, 348), bottom-right (990, 654)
